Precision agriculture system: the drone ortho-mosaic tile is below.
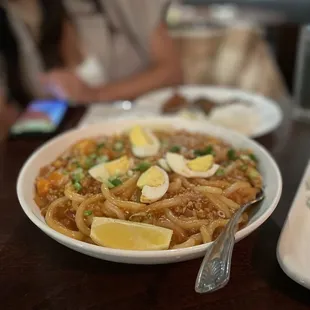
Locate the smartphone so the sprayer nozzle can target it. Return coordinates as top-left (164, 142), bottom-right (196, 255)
top-left (10, 99), bottom-right (68, 135)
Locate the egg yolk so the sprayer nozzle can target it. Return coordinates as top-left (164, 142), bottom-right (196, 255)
top-left (104, 156), bottom-right (130, 176)
top-left (137, 166), bottom-right (165, 188)
top-left (129, 126), bottom-right (152, 146)
top-left (187, 155), bottom-right (214, 172)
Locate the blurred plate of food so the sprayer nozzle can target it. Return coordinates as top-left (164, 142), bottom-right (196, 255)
top-left (135, 86), bottom-right (283, 138)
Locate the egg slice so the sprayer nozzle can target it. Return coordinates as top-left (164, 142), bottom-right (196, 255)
top-left (137, 166), bottom-right (169, 203)
top-left (129, 125), bottom-right (160, 158)
top-left (158, 158), bottom-right (171, 172)
top-left (166, 152), bottom-right (219, 178)
top-left (89, 155), bottom-right (131, 182)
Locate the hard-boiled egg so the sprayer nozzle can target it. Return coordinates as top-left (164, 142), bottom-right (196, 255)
top-left (166, 152), bottom-right (219, 178)
top-left (137, 166), bottom-right (169, 203)
top-left (89, 155), bottom-right (132, 182)
top-left (129, 125), bottom-right (160, 158)
top-left (157, 158), bottom-right (171, 172)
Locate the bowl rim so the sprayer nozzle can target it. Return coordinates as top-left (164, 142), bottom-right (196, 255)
top-left (17, 117), bottom-right (282, 259)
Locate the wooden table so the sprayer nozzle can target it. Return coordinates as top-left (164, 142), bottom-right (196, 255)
top-left (1, 103), bottom-right (310, 310)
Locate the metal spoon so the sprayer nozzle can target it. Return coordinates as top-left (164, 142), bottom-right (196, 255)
top-left (195, 190), bottom-right (265, 293)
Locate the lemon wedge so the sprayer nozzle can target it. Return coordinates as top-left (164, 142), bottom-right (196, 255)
top-left (90, 217), bottom-right (173, 250)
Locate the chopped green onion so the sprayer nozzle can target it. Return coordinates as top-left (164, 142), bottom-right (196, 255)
top-left (249, 154), bottom-right (258, 163)
top-left (169, 145), bottom-right (181, 153)
top-left (240, 164), bottom-right (248, 171)
top-left (109, 177), bottom-right (123, 187)
top-left (72, 175), bottom-right (81, 182)
top-left (96, 155), bottom-right (109, 164)
top-left (97, 142), bottom-right (105, 150)
top-left (85, 156), bottom-right (96, 169)
top-left (73, 181), bottom-right (82, 192)
top-left (247, 167), bottom-right (260, 179)
top-left (71, 159), bottom-right (81, 168)
top-left (133, 162), bottom-right (151, 172)
top-left (89, 153), bottom-right (97, 160)
top-left (106, 181), bottom-right (115, 189)
top-left (84, 210), bottom-right (92, 216)
top-left (73, 167), bottom-right (84, 174)
top-left (194, 145), bottom-right (214, 157)
top-left (113, 141), bottom-right (124, 151)
top-left (215, 168), bottom-right (225, 176)
top-left (72, 168), bottom-right (84, 182)
top-left (227, 149), bottom-right (237, 160)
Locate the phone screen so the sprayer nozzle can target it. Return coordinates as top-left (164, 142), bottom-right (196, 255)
top-left (11, 99), bottom-right (68, 135)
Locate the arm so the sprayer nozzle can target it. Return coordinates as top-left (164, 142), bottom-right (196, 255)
top-left (60, 19), bottom-right (83, 69)
top-left (42, 22), bottom-right (183, 102)
top-left (95, 23), bottom-right (183, 101)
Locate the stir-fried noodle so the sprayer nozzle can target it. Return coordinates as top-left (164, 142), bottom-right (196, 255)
top-left (34, 129), bottom-right (262, 249)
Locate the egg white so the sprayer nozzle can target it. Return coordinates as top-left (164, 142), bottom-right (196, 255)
top-left (89, 158), bottom-right (133, 182)
top-left (166, 152), bottom-right (219, 178)
top-left (131, 129), bottom-right (160, 158)
top-left (89, 164), bottom-right (110, 182)
top-left (158, 158), bottom-right (171, 172)
top-left (138, 166), bottom-right (169, 203)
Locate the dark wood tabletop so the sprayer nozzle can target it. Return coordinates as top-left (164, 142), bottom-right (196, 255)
top-left (1, 102), bottom-right (310, 310)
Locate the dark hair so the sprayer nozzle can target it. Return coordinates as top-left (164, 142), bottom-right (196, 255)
top-left (0, 0), bottom-right (69, 106)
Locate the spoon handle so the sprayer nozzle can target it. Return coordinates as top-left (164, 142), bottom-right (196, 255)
top-left (195, 190), bottom-right (264, 293)
top-left (195, 205), bottom-right (245, 293)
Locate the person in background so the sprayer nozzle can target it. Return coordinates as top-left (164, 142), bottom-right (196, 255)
top-left (42, 0), bottom-right (183, 103)
top-left (0, 0), bottom-right (83, 135)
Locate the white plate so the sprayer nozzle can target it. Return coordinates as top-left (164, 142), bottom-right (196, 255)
top-left (277, 161), bottom-right (310, 289)
top-left (17, 117), bottom-right (282, 264)
top-left (135, 86), bottom-right (283, 138)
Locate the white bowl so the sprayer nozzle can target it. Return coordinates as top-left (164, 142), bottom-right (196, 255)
top-left (17, 117), bottom-right (282, 264)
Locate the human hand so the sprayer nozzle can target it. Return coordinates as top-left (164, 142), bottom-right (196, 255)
top-left (41, 70), bottom-right (99, 103)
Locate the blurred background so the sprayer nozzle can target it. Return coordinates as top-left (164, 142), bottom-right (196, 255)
top-left (166, 2), bottom-right (289, 101)
top-left (0, 0), bottom-right (306, 138)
